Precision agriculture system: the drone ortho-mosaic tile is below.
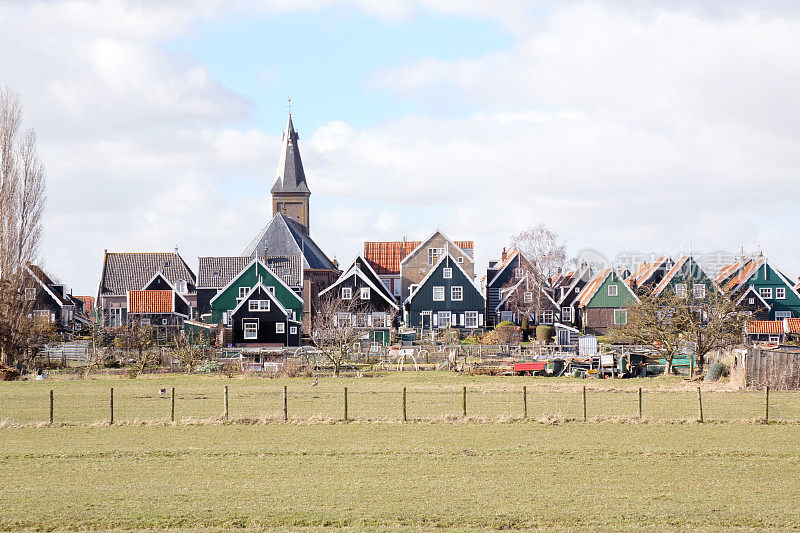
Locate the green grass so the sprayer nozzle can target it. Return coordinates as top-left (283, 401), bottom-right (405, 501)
top-left (2, 422), bottom-right (800, 530)
top-left (1, 372), bottom-right (796, 425)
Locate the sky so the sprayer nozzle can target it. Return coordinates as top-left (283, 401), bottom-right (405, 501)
top-left (2, 0), bottom-right (800, 294)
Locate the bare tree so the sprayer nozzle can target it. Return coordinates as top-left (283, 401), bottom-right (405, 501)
top-left (171, 330), bottom-right (213, 374)
top-left (0, 88), bottom-right (46, 367)
top-left (511, 224), bottom-right (567, 286)
top-left (113, 324), bottom-right (158, 377)
top-left (311, 296), bottom-right (364, 377)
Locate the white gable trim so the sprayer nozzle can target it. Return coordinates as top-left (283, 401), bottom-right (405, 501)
top-left (404, 252), bottom-right (480, 305)
top-left (319, 267), bottom-right (399, 310)
top-left (24, 264), bottom-right (64, 308)
top-left (736, 285), bottom-right (772, 310)
top-left (487, 248), bottom-right (521, 288)
top-left (231, 282), bottom-right (290, 317)
top-left (398, 229), bottom-right (473, 268)
top-left (209, 257), bottom-right (302, 307)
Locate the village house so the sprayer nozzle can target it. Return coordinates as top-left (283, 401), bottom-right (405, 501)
top-left (228, 282), bottom-right (302, 348)
top-left (554, 262), bottom-right (596, 330)
top-left (96, 251), bottom-right (196, 328)
top-left (650, 255), bottom-right (717, 300)
top-left (404, 251), bottom-right (485, 331)
top-left (576, 269), bottom-right (639, 336)
top-left (23, 263), bottom-right (88, 333)
top-left (715, 255), bottom-right (800, 320)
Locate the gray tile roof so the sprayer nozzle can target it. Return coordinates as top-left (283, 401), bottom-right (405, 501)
top-left (242, 213), bottom-right (336, 271)
top-left (198, 255), bottom-right (303, 289)
top-left (270, 114), bottom-right (310, 195)
top-left (99, 252), bottom-right (196, 296)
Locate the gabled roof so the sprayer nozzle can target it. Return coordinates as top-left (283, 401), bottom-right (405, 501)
top-left (628, 256), bottom-right (671, 288)
top-left (318, 262), bottom-right (400, 311)
top-left (25, 264), bottom-right (68, 307)
top-left (399, 229), bottom-right (474, 269)
top-left (231, 281), bottom-right (290, 317)
top-left (651, 256), bottom-right (718, 296)
top-left (270, 114), bottom-right (309, 195)
top-left (576, 269), bottom-right (639, 308)
top-left (209, 257), bottom-right (303, 307)
top-left (198, 255), bottom-right (302, 289)
top-left (723, 258), bottom-right (765, 293)
top-left (364, 237), bottom-right (474, 276)
top-left (714, 260), bottom-right (746, 285)
top-left (322, 256), bottom-right (395, 304)
top-left (735, 285), bottom-right (771, 310)
top-left (745, 320), bottom-right (786, 335)
top-left (404, 251), bottom-right (480, 305)
top-left (557, 263), bottom-right (595, 306)
top-left (242, 213), bottom-right (336, 270)
top-left (99, 252), bottom-right (196, 296)
top-left (487, 248), bottom-right (524, 288)
top-left (128, 290), bottom-right (174, 314)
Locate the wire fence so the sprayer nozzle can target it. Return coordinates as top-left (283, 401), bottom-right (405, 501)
top-left (0, 380), bottom-right (797, 426)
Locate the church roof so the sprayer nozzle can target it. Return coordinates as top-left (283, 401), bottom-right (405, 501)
top-left (270, 114), bottom-right (310, 195)
top-left (242, 213), bottom-right (336, 271)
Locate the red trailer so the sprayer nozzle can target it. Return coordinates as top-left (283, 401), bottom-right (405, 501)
top-left (514, 361), bottom-right (546, 375)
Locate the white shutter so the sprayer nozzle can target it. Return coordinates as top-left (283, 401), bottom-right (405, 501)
top-left (432, 313), bottom-right (438, 326)
top-left (479, 313), bottom-right (484, 326)
top-left (460, 314), bottom-right (465, 326)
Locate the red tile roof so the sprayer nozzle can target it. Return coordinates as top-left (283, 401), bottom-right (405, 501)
top-left (723, 259), bottom-right (763, 293)
top-left (746, 320), bottom-right (785, 335)
top-left (576, 269), bottom-right (611, 307)
top-left (786, 318), bottom-right (800, 334)
top-left (75, 296), bottom-right (95, 314)
top-left (364, 240), bottom-right (473, 275)
top-left (129, 290), bottom-right (173, 314)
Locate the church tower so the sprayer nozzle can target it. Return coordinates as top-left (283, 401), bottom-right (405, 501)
top-left (271, 114), bottom-right (311, 234)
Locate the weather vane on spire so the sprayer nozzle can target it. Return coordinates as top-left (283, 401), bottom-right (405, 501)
top-left (286, 96), bottom-right (293, 115)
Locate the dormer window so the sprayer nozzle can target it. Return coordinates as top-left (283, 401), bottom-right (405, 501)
top-left (164, 260), bottom-right (170, 268)
top-left (284, 268), bottom-right (291, 277)
top-left (212, 270), bottom-right (220, 277)
top-left (176, 280), bottom-right (187, 294)
top-left (524, 291), bottom-right (533, 303)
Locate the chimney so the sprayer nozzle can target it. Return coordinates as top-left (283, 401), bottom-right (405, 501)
top-left (501, 247), bottom-right (507, 261)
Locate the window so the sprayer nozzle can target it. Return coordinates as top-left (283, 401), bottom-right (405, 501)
top-left (776, 287), bottom-right (786, 299)
top-left (433, 286), bottom-right (445, 301)
top-left (360, 287), bottom-right (370, 300)
top-left (769, 335), bottom-right (781, 344)
top-left (443, 268), bottom-right (453, 279)
top-left (267, 286), bottom-right (275, 295)
top-left (437, 311), bottom-right (451, 328)
top-left (356, 313), bottom-right (370, 327)
top-left (290, 326), bottom-right (297, 335)
top-left (32, 310), bottom-right (49, 319)
top-left (382, 279), bottom-right (391, 292)
top-left (373, 312), bottom-right (388, 328)
top-left (748, 297), bottom-right (755, 305)
top-left (283, 268), bottom-right (291, 277)
top-left (276, 322), bottom-right (285, 333)
top-left (336, 312), bottom-right (352, 327)
top-left (675, 283), bottom-right (688, 298)
top-left (451, 286), bottom-right (463, 301)
top-left (212, 270), bottom-right (220, 277)
top-left (562, 307), bottom-right (572, 322)
top-left (500, 311), bottom-right (513, 322)
top-left (249, 300), bottom-right (270, 312)
top-left (140, 317), bottom-right (151, 325)
top-left (575, 287), bottom-right (580, 293)
top-left (693, 284), bottom-right (706, 299)
top-left (239, 287), bottom-right (249, 299)
top-left (540, 310), bottom-right (554, 325)
top-left (523, 291), bottom-right (533, 303)
top-left (176, 280), bottom-right (187, 294)
top-left (614, 309), bottom-right (628, 325)
top-left (161, 318), bottom-right (168, 325)
top-left (109, 308), bottom-right (123, 327)
top-left (163, 260), bottom-right (170, 268)
top-left (342, 287), bottom-right (352, 300)
top-left (514, 268), bottom-right (523, 278)
top-left (760, 287), bottom-right (773, 299)
top-left (608, 284), bottom-right (618, 297)
top-left (428, 247), bottom-right (444, 265)
top-left (457, 257), bottom-right (464, 264)
top-left (775, 311), bottom-right (792, 319)
top-left (243, 321), bottom-right (258, 340)
top-left (25, 288), bottom-right (36, 301)
top-left (465, 311), bottom-right (479, 328)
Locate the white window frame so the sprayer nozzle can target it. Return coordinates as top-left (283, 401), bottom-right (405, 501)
top-left (768, 334), bottom-right (781, 344)
top-left (608, 284), bottom-right (618, 297)
top-left (109, 308), bottom-right (123, 327)
top-left (540, 310), bottom-right (554, 325)
top-left (523, 291), bottom-right (533, 303)
top-left (776, 287), bottom-right (786, 299)
top-left (276, 322), bottom-right (285, 333)
top-left (290, 326), bottom-right (298, 335)
top-left (372, 312), bottom-right (387, 328)
top-left (341, 287), bottom-right (352, 300)
top-left (243, 321), bottom-right (258, 340)
top-left (562, 306), bottom-right (572, 322)
top-left (428, 247), bottom-right (444, 265)
top-left (239, 287), bottom-right (249, 299)
top-left (614, 309), bottom-right (628, 325)
top-left (336, 312), bottom-right (351, 327)
top-left (760, 287), bottom-right (773, 299)
top-left (748, 297), bottom-right (755, 305)
top-left (443, 267), bottom-right (453, 279)
top-left (775, 311), bottom-right (792, 319)
top-left (25, 288), bottom-right (36, 301)
top-left (433, 286), bottom-right (445, 301)
top-left (249, 300), bottom-right (270, 312)
top-left (451, 286), bottom-right (463, 301)
top-left (514, 268), bottom-right (523, 278)
top-left (693, 284), bottom-right (706, 299)
top-left (457, 257), bottom-right (464, 264)
top-left (32, 310), bottom-right (49, 319)
top-left (176, 280), bottom-right (187, 294)
top-left (500, 311), bottom-right (513, 323)
top-left (360, 287), bottom-right (370, 300)
top-left (161, 318), bottom-right (168, 325)
top-left (437, 311), bottom-right (451, 329)
top-left (267, 286), bottom-right (276, 295)
top-left (675, 283), bottom-right (688, 299)
top-left (465, 311), bottom-right (479, 328)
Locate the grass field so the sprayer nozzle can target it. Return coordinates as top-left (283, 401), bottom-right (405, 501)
top-left (3, 422), bottom-right (800, 530)
top-left (1, 372), bottom-right (798, 426)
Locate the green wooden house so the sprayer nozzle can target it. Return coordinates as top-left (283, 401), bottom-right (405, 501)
top-left (576, 269), bottom-right (639, 335)
top-left (651, 255), bottom-right (717, 301)
top-left (207, 258), bottom-right (303, 328)
top-left (720, 257), bottom-right (800, 320)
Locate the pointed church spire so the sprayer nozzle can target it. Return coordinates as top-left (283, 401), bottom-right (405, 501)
top-left (271, 113), bottom-right (310, 195)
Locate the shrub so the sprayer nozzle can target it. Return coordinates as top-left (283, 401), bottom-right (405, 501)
top-left (536, 325), bottom-right (554, 343)
top-left (495, 323), bottom-right (521, 344)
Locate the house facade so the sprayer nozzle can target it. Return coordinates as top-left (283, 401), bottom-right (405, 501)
top-left (230, 283), bottom-right (302, 347)
top-left (404, 252), bottom-right (485, 330)
top-left (126, 273), bottom-right (192, 337)
top-left (576, 269), bottom-right (639, 336)
top-left (716, 256), bottom-right (800, 320)
top-left (23, 264), bottom-right (87, 333)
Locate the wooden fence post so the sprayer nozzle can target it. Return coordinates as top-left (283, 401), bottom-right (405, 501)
top-left (283, 385), bottom-right (288, 421)
top-left (697, 386), bottom-right (703, 423)
top-left (49, 390), bottom-right (53, 425)
top-left (344, 386), bottom-right (348, 421)
top-left (224, 385), bottom-right (229, 421)
top-left (171, 387), bottom-right (175, 423)
top-left (402, 387), bottom-right (407, 422)
top-left (638, 387), bottom-right (642, 419)
top-left (462, 386), bottom-right (467, 418)
top-left (765, 386), bottom-right (770, 423)
top-left (523, 386), bottom-right (528, 419)
top-left (582, 386), bottom-right (587, 422)
top-left (110, 387), bottom-right (114, 425)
